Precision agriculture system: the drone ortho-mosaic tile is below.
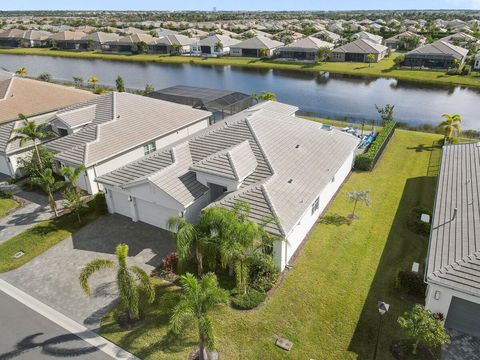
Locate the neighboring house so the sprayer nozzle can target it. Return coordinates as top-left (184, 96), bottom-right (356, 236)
top-left (311, 29), bottom-right (343, 44)
top-left (425, 143), bottom-right (480, 337)
top-left (0, 29), bottom-right (26, 47)
top-left (384, 31), bottom-right (426, 51)
top-left (403, 40), bottom-right (468, 69)
top-left (278, 36), bottom-right (334, 61)
top-left (97, 101), bottom-right (359, 270)
top-left (50, 31), bottom-right (87, 50)
top-left (146, 85), bottom-right (252, 122)
top-left (230, 36), bottom-right (284, 57)
top-left (150, 28), bottom-right (178, 37)
top-left (77, 32), bottom-right (120, 51)
top-left (45, 92), bottom-right (211, 194)
top-left (148, 34), bottom-right (197, 54)
top-left (331, 39), bottom-right (389, 62)
top-left (474, 52), bottom-right (480, 71)
top-left (18, 30), bottom-right (52, 47)
top-left (440, 32), bottom-right (476, 46)
top-left (353, 31), bottom-right (384, 44)
top-left (105, 34), bottom-right (154, 53)
top-left (191, 34), bottom-right (240, 56)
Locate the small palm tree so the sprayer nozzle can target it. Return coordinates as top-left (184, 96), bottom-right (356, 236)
top-left (60, 164), bottom-right (86, 195)
top-left (80, 244), bottom-right (155, 322)
top-left (30, 168), bottom-right (63, 217)
top-left (438, 113), bottom-right (462, 144)
top-left (259, 48), bottom-right (269, 58)
top-left (15, 67), bottom-right (28, 77)
top-left (88, 76), bottom-right (98, 88)
top-left (63, 191), bottom-right (88, 223)
top-left (215, 41), bottom-right (223, 53)
top-left (346, 190), bottom-right (371, 220)
top-left (366, 53), bottom-right (375, 67)
top-left (9, 114), bottom-right (55, 172)
top-left (170, 273), bottom-right (229, 360)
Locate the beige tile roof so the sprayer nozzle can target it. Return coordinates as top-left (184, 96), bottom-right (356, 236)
top-left (281, 36), bottom-right (334, 50)
top-left (333, 38), bottom-right (388, 54)
top-left (406, 40), bottom-right (468, 60)
top-left (50, 31), bottom-right (86, 41)
top-left (0, 77), bottom-right (96, 124)
top-left (231, 36), bottom-right (284, 50)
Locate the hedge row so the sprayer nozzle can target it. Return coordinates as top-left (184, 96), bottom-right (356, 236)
top-left (355, 121), bottom-right (397, 171)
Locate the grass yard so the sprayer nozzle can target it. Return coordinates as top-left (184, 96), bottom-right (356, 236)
top-left (2, 48), bottom-right (480, 88)
top-left (0, 198), bottom-right (20, 219)
top-left (0, 194), bottom-right (106, 272)
top-left (100, 129), bottom-right (443, 359)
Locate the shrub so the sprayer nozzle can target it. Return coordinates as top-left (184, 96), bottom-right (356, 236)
top-left (93, 87), bottom-right (106, 95)
top-left (231, 289), bottom-right (267, 310)
top-left (0, 190), bottom-right (13, 199)
top-left (432, 312), bottom-right (445, 321)
top-left (407, 206), bottom-right (431, 236)
top-left (249, 255), bottom-right (279, 292)
top-left (396, 270), bottom-right (427, 298)
top-left (90, 192), bottom-right (107, 214)
top-left (461, 65), bottom-right (471, 76)
top-left (157, 252), bottom-right (178, 276)
top-left (355, 121), bottom-right (396, 171)
top-left (37, 72), bottom-right (52, 82)
top-left (393, 54), bottom-right (405, 67)
top-left (445, 68), bottom-right (461, 75)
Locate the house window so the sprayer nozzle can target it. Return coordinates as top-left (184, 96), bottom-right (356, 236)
top-left (311, 197), bottom-right (320, 215)
top-left (143, 141), bottom-right (156, 155)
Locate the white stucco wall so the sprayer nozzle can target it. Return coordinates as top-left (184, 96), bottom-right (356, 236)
top-left (274, 151), bottom-right (355, 270)
top-left (425, 283), bottom-right (480, 318)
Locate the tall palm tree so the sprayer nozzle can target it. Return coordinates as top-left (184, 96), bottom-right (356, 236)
top-left (15, 67), bottom-right (28, 77)
top-left (438, 113), bottom-right (462, 144)
top-left (170, 273), bottom-right (229, 360)
top-left (30, 168), bottom-right (63, 217)
top-left (80, 243), bottom-right (155, 322)
top-left (346, 189), bottom-right (371, 220)
top-left (9, 114), bottom-right (55, 172)
top-left (60, 164), bottom-right (86, 195)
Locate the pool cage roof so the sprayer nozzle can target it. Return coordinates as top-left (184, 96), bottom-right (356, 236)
top-left (146, 85), bottom-right (253, 114)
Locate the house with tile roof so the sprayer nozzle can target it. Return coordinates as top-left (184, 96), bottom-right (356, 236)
top-left (105, 34), bottom-right (154, 53)
top-left (50, 31), bottom-right (86, 50)
top-left (331, 38), bottom-right (388, 62)
top-left (353, 31), bottom-right (384, 44)
top-left (191, 34), bottom-right (241, 57)
top-left (148, 34), bottom-right (197, 54)
top-left (403, 40), bottom-right (468, 69)
top-left (278, 36), bottom-right (334, 61)
top-left (96, 101), bottom-right (359, 270)
top-left (384, 31), bottom-right (426, 51)
top-left (45, 92), bottom-right (211, 194)
top-left (230, 36), bottom-right (284, 58)
top-left (425, 143), bottom-right (480, 337)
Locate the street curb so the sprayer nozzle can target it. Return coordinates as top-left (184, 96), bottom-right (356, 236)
top-left (0, 279), bottom-right (139, 360)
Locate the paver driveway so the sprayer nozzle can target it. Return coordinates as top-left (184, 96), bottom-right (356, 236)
top-left (0, 214), bottom-right (175, 331)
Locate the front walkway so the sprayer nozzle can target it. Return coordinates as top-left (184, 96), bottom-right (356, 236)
top-left (442, 329), bottom-right (480, 360)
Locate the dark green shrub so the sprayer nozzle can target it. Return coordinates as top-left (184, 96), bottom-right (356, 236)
top-left (37, 72), bottom-right (52, 82)
top-left (90, 192), bottom-right (107, 214)
top-left (396, 270), bottom-right (427, 298)
top-left (231, 289), bottom-right (267, 310)
top-left (249, 255), bottom-right (279, 292)
top-left (445, 68), bottom-right (461, 75)
top-left (0, 190), bottom-right (13, 199)
top-left (461, 65), bottom-right (471, 76)
top-left (355, 121), bottom-right (397, 171)
top-left (407, 206), bottom-right (431, 236)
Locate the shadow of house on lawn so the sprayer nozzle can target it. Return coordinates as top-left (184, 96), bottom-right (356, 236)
top-left (348, 176), bottom-right (436, 359)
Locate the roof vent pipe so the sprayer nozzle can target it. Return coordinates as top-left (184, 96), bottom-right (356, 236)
top-left (452, 208), bottom-right (457, 221)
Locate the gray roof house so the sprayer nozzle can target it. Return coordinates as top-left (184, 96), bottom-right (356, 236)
top-left (45, 92), bottom-right (212, 194)
top-left (425, 143), bottom-right (480, 337)
top-left (311, 29), bottom-right (343, 44)
top-left (148, 34), bottom-right (197, 54)
top-left (332, 38), bottom-right (388, 63)
top-left (278, 36), bottom-right (334, 61)
top-left (191, 34), bottom-right (241, 56)
top-left (97, 101), bottom-right (359, 270)
top-left (384, 31), bottom-right (426, 51)
top-left (440, 32), bottom-right (476, 46)
top-left (353, 31), bottom-right (383, 44)
top-left (403, 40), bottom-right (469, 69)
top-left (230, 36), bottom-right (284, 58)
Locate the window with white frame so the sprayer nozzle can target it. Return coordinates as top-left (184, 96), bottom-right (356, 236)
top-left (311, 197), bottom-right (320, 215)
top-left (143, 141), bottom-right (156, 155)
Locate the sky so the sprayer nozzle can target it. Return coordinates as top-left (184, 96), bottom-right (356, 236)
top-left (2, 0), bottom-right (480, 11)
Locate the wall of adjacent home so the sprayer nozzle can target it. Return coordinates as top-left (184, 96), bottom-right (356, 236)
top-left (273, 150), bottom-right (355, 270)
top-left (425, 283), bottom-right (480, 318)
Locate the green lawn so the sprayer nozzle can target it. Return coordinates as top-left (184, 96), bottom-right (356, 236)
top-left (0, 198), bottom-right (20, 219)
top-left (100, 129), bottom-right (443, 359)
top-left (0, 195), bottom-right (106, 273)
top-left (2, 48), bottom-right (480, 88)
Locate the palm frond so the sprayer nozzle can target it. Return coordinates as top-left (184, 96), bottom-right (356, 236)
top-left (129, 265), bottom-right (155, 304)
top-left (199, 316), bottom-right (215, 351)
top-left (115, 243), bottom-right (129, 268)
top-left (169, 299), bottom-right (194, 334)
top-left (79, 259), bottom-right (115, 295)
top-left (117, 268), bottom-right (140, 318)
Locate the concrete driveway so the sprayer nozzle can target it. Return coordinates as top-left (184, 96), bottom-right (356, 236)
top-left (0, 214), bottom-right (175, 331)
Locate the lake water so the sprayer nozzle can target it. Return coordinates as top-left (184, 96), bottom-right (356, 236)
top-left (1, 54), bottom-right (479, 129)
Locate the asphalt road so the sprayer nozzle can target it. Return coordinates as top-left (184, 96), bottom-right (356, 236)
top-left (0, 290), bottom-right (112, 360)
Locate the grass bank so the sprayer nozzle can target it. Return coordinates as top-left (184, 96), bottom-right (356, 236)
top-left (100, 129), bottom-right (444, 359)
top-left (0, 198), bottom-right (20, 219)
top-left (0, 194), bottom-right (107, 273)
top-left (2, 48), bottom-right (480, 88)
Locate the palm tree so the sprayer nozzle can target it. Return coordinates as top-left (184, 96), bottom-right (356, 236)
top-left (259, 48), bottom-right (269, 58)
top-left (366, 53), bottom-right (375, 67)
top-left (215, 41), bottom-right (223, 53)
top-left (60, 164), bottom-right (86, 195)
top-left (88, 76), bottom-right (98, 88)
top-left (346, 190), bottom-right (371, 220)
top-left (80, 243), bottom-right (155, 322)
top-left (9, 114), bottom-right (55, 172)
top-left (15, 67), bottom-right (28, 77)
top-left (63, 191), bottom-right (88, 223)
top-left (30, 168), bottom-right (63, 217)
top-left (438, 113), bottom-right (462, 144)
top-left (170, 273), bottom-right (229, 360)
top-left (251, 90), bottom-right (277, 103)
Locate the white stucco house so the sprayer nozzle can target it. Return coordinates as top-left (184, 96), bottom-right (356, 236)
top-left (46, 92), bottom-right (211, 194)
top-left (425, 143), bottom-right (480, 337)
top-left (97, 101), bottom-right (359, 270)
top-left (190, 34), bottom-right (241, 57)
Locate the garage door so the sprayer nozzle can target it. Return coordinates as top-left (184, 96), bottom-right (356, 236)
top-left (136, 198), bottom-right (175, 230)
top-left (445, 297), bottom-right (480, 336)
top-left (110, 191), bottom-right (132, 218)
top-left (0, 155), bottom-right (11, 176)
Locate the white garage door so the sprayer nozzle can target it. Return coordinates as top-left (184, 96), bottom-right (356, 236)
top-left (136, 198), bottom-right (176, 230)
top-left (110, 191), bottom-right (132, 218)
top-left (445, 297), bottom-right (480, 337)
top-left (0, 155), bottom-right (11, 176)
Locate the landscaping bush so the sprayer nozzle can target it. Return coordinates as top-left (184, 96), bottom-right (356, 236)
top-left (445, 68), bottom-right (461, 75)
top-left (89, 192), bottom-right (107, 214)
top-left (37, 72), bottom-right (52, 82)
top-left (355, 121), bottom-right (397, 171)
top-left (93, 87), bottom-right (107, 95)
top-left (153, 252), bottom-right (179, 278)
top-left (407, 206), bottom-right (431, 236)
top-left (231, 289), bottom-right (267, 310)
top-left (396, 270), bottom-right (427, 298)
top-left (249, 255), bottom-right (279, 292)
top-left (0, 190), bottom-right (13, 199)
top-left (461, 65), bottom-right (471, 76)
